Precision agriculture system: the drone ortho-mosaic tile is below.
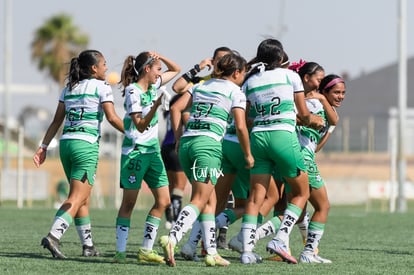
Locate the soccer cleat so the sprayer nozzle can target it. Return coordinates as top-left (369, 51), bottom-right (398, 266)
top-left (266, 247), bottom-right (291, 262)
top-left (113, 251), bottom-right (127, 264)
top-left (266, 254), bottom-right (284, 262)
top-left (266, 238), bottom-right (297, 264)
top-left (228, 235), bottom-right (243, 253)
top-left (300, 251), bottom-right (332, 264)
top-left (41, 235), bottom-right (66, 259)
top-left (159, 235), bottom-right (176, 267)
top-left (240, 252), bottom-right (263, 264)
top-left (314, 254), bottom-right (332, 263)
top-left (137, 248), bottom-right (165, 264)
top-left (216, 227), bottom-right (229, 249)
top-left (180, 243), bottom-right (200, 262)
top-left (205, 253), bottom-right (230, 267)
top-left (82, 245), bottom-right (100, 257)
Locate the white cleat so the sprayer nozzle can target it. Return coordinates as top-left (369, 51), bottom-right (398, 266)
top-left (240, 252), bottom-right (263, 264)
top-left (266, 238), bottom-right (297, 264)
top-left (299, 251), bottom-right (332, 264)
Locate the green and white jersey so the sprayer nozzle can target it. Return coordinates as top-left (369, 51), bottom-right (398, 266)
top-left (183, 78), bottom-right (246, 142)
top-left (243, 68), bottom-right (304, 133)
top-left (297, 98), bottom-right (329, 154)
top-left (223, 109), bottom-right (253, 144)
top-left (122, 78), bottom-right (161, 155)
top-left (223, 117), bottom-right (239, 143)
top-left (60, 78), bottom-right (114, 143)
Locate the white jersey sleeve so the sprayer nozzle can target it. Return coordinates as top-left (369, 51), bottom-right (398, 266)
top-left (58, 88), bottom-right (66, 102)
top-left (231, 89), bottom-right (246, 110)
top-left (98, 80), bottom-right (115, 103)
top-left (287, 69), bottom-right (305, 93)
top-left (125, 85), bottom-right (142, 114)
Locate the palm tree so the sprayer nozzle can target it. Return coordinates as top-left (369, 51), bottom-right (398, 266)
top-left (31, 13), bottom-right (89, 87)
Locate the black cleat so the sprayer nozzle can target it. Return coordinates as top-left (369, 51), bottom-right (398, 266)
top-left (216, 228), bottom-right (229, 250)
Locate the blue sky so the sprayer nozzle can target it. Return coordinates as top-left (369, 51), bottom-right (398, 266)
top-left (2, 0), bottom-right (413, 81)
top-left (0, 0), bottom-right (413, 118)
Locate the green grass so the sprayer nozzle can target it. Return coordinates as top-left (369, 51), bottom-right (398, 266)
top-left (1, 203), bottom-right (414, 274)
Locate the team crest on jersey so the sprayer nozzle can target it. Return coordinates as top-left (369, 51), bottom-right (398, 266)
top-left (128, 173), bottom-right (137, 184)
top-left (140, 91), bottom-right (153, 106)
top-left (316, 174), bottom-right (322, 182)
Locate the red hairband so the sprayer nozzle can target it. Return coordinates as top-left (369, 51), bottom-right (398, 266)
top-left (288, 59), bottom-right (306, 72)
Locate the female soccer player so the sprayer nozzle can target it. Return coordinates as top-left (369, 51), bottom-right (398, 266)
top-left (113, 51), bottom-right (180, 264)
top-left (237, 39), bottom-right (323, 264)
top-left (34, 50), bottom-right (124, 258)
top-left (160, 52), bottom-right (253, 267)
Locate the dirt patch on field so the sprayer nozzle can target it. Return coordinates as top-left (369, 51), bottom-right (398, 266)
top-left (316, 153), bottom-right (414, 181)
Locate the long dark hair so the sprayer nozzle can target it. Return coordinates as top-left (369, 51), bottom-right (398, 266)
top-left (119, 51), bottom-right (155, 96)
top-left (66, 50), bottom-right (103, 90)
top-left (244, 39), bottom-right (284, 82)
top-left (297, 62), bottom-right (324, 79)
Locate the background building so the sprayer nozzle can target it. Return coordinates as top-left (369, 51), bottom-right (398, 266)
top-left (323, 57), bottom-right (414, 153)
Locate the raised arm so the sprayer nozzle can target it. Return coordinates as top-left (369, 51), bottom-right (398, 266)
top-left (156, 53), bottom-right (181, 85)
top-left (172, 57), bottom-right (213, 94)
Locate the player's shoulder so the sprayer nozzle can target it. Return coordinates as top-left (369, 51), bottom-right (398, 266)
top-left (125, 83), bottom-right (141, 95)
top-left (88, 78), bottom-right (111, 88)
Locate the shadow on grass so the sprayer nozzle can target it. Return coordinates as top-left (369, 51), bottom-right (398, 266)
top-left (344, 247), bottom-right (413, 256)
top-left (0, 251), bottom-right (141, 265)
top-left (0, 252), bottom-right (50, 260)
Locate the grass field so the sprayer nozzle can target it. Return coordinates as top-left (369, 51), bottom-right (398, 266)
top-left (1, 203), bottom-right (414, 274)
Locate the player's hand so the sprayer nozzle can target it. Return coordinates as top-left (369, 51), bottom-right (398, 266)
top-left (33, 147), bottom-right (47, 167)
top-left (305, 91), bottom-right (324, 100)
top-left (199, 58), bottom-right (213, 71)
top-left (308, 114), bottom-right (325, 130)
top-left (244, 154), bottom-right (254, 169)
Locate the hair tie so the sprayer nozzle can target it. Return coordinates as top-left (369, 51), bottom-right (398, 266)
top-left (250, 62), bottom-right (267, 73)
top-left (323, 78), bottom-right (344, 91)
top-left (280, 59), bottom-right (290, 67)
top-left (288, 59), bottom-right (306, 72)
top-left (132, 59), bottom-right (139, 76)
